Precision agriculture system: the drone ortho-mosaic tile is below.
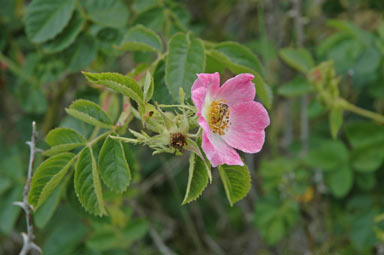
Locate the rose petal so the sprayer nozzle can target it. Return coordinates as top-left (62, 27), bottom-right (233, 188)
top-left (199, 117), bottom-right (243, 167)
top-left (191, 73), bottom-right (220, 115)
top-left (223, 101), bottom-right (270, 153)
top-left (198, 117), bottom-right (211, 138)
top-left (216, 73), bottom-right (255, 105)
top-left (202, 132), bottom-right (243, 167)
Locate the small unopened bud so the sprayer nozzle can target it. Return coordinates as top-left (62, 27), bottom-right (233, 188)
top-left (144, 111), bottom-right (154, 120)
top-left (170, 132), bottom-right (187, 152)
top-left (311, 69), bottom-right (322, 83)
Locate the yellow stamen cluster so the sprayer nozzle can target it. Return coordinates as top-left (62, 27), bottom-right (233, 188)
top-left (208, 99), bottom-right (230, 135)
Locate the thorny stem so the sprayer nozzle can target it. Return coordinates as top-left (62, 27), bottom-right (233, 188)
top-left (14, 121), bottom-right (42, 255)
top-left (14, 124), bottom-right (111, 255)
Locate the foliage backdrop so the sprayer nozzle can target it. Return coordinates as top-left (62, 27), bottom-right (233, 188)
top-left (1, 0), bottom-right (384, 254)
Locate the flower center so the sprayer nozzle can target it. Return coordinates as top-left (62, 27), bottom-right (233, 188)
top-left (208, 99), bottom-right (230, 135)
top-left (170, 132), bottom-right (187, 152)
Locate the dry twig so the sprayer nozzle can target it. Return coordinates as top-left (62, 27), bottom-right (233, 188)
top-left (13, 121), bottom-right (42, 255)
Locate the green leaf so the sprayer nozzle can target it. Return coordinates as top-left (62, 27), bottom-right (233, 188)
top-left (317, 33), bottom-right (351, 58)
top-left (356, 172), bottom-right (376, 191)
top-left (182, 153), bottom-right (209, 205)
top-left (86, 225), bottom-right (118, 251)
top-left (143, 72), bottom-right (154, 103)
top-left (165, 33), bottom-right (205, 100)
top-left (266, 218), bottom-right (285, 245)
top-left (87, 219), bottom-right (148, 251)
top-left (42, 10), bottom-right (84, 53)
top-left (18, 82), bottom-right (48, 114)
top-left (329, 108), bottom-right (343, 139)
top-left (306, 140), bottom-right (349, 171)
top-left (0, 186), bottom-right (23, 234)
top-left (84, 0), bottom-right (129, 28)
top-left (351, 144), bottom-right (384, 173)
top-left (65, 99), bottom-right (113, 129)
top-left (253, 196), bottom-right (299, 245)
top-left (28, 152), bottom-right (75, 209)
top-left (42, 205), bottom-right (88, 255)
top-left (66, 34), bottom-right (97, 72)
top-left (349, 209), bottom-right (377, 250)
top-left (34, 183), bottom-right (62, 228)
top-left (25, 0), bottom-right (75, 43)
top-left (0, 148), bottom-right (24, 182)
top-left (98, 137), bottom-right (131, 193)
top-left (326, 166), bottom-right (353, 198)
top-left (122, 219), bottom-right (148, 243)
top-left (278, 77), bottom-right (314, 98)
top-left (345, 121), bottom-right (384, 149)
top-left (119, 25), bottom-right (162, 53)
top-left (308, 101), bottom-right (326, 118)
top-left (132, 6), bottom-right (165, 32)
top-left (253, 72), bottom-right (272, 109)
top-left (43, 144), bottom-right (83, 157)
top-left (327, 20), bottom-right (372, 45)
top-left (46, 127), bottom-right (86, 146)
top-left (259, 158), bottom-right (298, 193)
top-left (280, 48), bottom-right (314, 73)
top-left (83, 72), bottom-right (144, 105)
top-left (94, 27), bottom-right (124, 56)
top-left (75, 147), bottom-right (106, 216)
top-left (214, 41), bottom-right (264, 75)
top-left (44, 128), bottom-right (86, 156)
top-left (206, 47), bottom-right (270, 108)
top-left (0, 178), bottom-right (11, 196)
top-left (205, 50), bottom-right (226, 73)
top-left (153, 59), bottom-right (175, 104)
top-left (354, 47), bottom-right (381, 77)
top-left (0, 0), bottom-right (16, 20)
top-left (218, 164), bottom-right (251, 206)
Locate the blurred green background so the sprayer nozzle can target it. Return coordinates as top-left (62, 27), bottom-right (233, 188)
top-left (2, 0), bottom-right (384, 254)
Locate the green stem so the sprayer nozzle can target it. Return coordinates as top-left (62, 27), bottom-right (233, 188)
top-left (202, 40), bottom-right (216, 49)
top-left (340, 99), bottom-right (384, 124)
top-left (109, 136), bottom-right (138, 144)
top-left (88, 131), bottom-right (112, 146)
top-left (74, 0), bottom-right (88, 19)
top-left (69, 131), bottom-right (111, 162)
top-left (158, 104), bottom-right (196, 111)
top-left (89, 126), bottom-right (101, 141)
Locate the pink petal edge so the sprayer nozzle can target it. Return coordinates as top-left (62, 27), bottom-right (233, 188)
top-left (216, 73), bottom-right (255, 106)
top-left (191, 72), bottom-right (220, 114)
top-left (223, 101), bottom-right (270, 153)
top-left (202, 132), bottom-right (243, 168)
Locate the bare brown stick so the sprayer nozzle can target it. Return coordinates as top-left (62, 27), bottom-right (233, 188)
top-left (13, 121), bottom-right (42, 255)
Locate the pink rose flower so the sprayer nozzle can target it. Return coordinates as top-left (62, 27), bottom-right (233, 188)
top-left (191, 73), bottom-right (270, 167)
